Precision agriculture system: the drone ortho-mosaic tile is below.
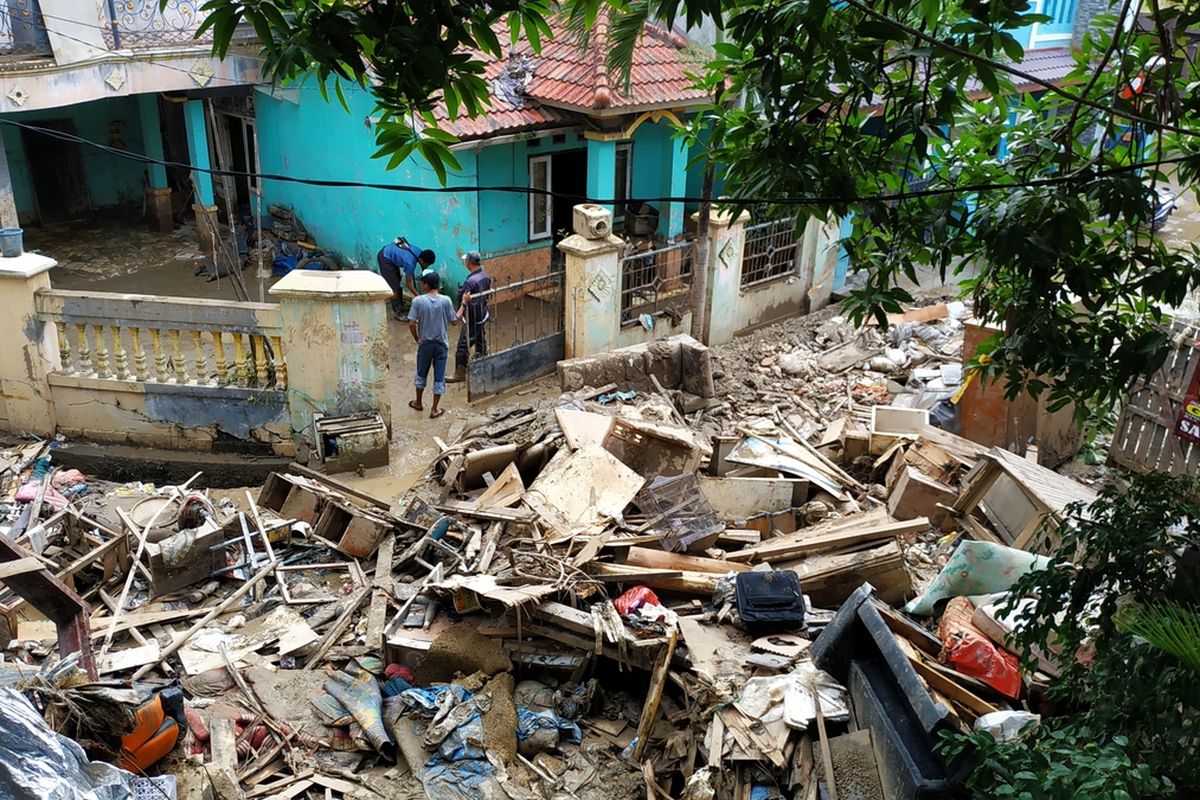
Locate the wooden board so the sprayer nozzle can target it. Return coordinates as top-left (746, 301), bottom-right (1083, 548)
top-left (555, 408), bottom-right (615, 449)
top-left (525, 443), bottom-right (645, 534)
top-left (625, 546), bottom-right (751, 575)
top-left (99, 643), bottom-right (162, 675)
top-left (697, 476), bottom-right (800, 520)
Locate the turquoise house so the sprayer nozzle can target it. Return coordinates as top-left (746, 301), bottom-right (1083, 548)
top-left (254, 17), bottom-right (710, 295)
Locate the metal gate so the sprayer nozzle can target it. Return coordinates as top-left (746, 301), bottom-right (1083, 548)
top-left (466, 269), bottom-right (565, 401)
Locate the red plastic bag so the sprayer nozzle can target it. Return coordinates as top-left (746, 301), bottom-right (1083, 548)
top-left (943, 630), bottom-right (1022, 699)
top-left (614, 586), bottom-right (660, 616)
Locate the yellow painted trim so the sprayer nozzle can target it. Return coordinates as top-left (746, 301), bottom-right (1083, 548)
top-left (583, 109), bottom-right (687, 141)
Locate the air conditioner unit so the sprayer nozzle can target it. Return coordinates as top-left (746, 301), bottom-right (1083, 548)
top-left (573, 204), bottom-right (612, 239)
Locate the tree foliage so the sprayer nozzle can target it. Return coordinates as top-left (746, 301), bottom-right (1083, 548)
top-left (1002, 474), bottom-right (1200, 791)
top-left (196, 0), bottom-right (1200, 410)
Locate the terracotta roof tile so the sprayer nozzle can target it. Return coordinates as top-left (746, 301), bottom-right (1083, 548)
top-left (434, 13), bottom-right (706, 141)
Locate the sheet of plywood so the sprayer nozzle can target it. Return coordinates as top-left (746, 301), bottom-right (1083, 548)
top-left (99, 643), bottom-right (163, 675)
top-left (525, 443), bottom-right (645, 534)
top-left (698, 476), bottom-right (799, 520)
top-left (472, 462), bottom-right (525, 509)
top-left (16, 619), bottom-right (57, 642)
top-left (555, 408), bottom-right (615, 450)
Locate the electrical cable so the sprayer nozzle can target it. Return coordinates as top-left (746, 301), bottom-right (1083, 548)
top-left (18, 7), bottom-right (264, 87)
top-left (10, 2), bottom-right (1200, 144)
top-left (2, 114), bottom-right (1195, 205)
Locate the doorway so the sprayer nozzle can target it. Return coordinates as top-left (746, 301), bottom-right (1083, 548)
top-left (23, 120), bottom-right (91, 222)
top-left (550, 149), bottom-right (587, 245)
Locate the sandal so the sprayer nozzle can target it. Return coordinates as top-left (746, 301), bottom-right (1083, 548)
top-left (430, 409), bottom-right (445, 419)
top-left (408, 400), bottom-right (423, 411)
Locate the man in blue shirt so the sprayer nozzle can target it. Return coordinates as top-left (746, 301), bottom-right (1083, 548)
top-left (377, 237), bottom-right (436, 318)
top-left (447, 250), bottom-right (492, 383)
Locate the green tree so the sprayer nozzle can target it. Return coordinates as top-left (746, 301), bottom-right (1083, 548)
top-left (198, 0), bottom-right (1200, 411)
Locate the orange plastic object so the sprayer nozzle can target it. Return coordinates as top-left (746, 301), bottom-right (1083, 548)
top-left (121, 694), bottom-right (165, 755)
top-left (120, 718), bottom-right (180, 773)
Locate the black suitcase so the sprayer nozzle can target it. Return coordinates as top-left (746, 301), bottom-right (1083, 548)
top-left (735, 570), bottom-right (806, 629)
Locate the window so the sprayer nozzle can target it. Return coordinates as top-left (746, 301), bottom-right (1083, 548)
top-left (529, 155), bottom-right (552, 240)
top-left (614, 143), bottom-right (632, 223)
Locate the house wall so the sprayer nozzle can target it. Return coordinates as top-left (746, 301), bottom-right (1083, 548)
top-left (4, 96), bottom-right (150, 223)
top-left (254, 83), bottom-right (480, 294)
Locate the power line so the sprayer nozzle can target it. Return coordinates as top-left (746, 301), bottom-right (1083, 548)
top-left (840, 0), bottom-right (1199, 140)
top-left (2, 114), bottom-right (1194, 206)
top-left (18, 8), bottom-right (264, 87)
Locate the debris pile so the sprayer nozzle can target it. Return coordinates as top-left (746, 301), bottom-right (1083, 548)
top-left (0, 301), bottom-right (1109, 800)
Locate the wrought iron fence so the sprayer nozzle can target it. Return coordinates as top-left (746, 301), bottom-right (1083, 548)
top-left (619, 239), bottom-right (694, 326)
top-left (0, 0), bottom-right (53, 59)
top-left (740, 217), bottom-right (801, 288)
top-left (101, 0), bottom-right (211, 48)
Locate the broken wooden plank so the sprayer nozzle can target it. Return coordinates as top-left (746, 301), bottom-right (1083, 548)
top-left (0, 557), bottom-right (44, 579)
top-left (631, 629), bottom-right (677, 761)
top-left (624, 546), bottom-right (749, 575)
top-left (728, 515), bottom-right (927, 564)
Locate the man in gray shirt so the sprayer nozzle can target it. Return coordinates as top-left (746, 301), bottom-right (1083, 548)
top-left (407, 270), bottom-right (468, 418)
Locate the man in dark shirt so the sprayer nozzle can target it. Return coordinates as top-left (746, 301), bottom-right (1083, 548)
top-left (377, 237), bottom-right (435, 318)
top-left (447, 250), bottom-right (492, 383)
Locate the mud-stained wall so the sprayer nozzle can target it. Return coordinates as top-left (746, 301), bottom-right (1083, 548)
top-left (254, 83), bottom-right (480, 298)
top-left (48, 376), bottom-right (292, 454)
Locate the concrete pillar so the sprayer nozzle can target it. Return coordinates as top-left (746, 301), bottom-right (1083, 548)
top-left (183, 100), bottom-right (218, 251)
top-left (697, 209), bottom-right (750, 346)
top-left (0, 138), bottom-right (19, 228)
top-left (558, 207), bottom-right (626, 358)
top-left (586, 137), bottom-right (617, 214)
top-left (660, 134), bottom-right (688, 238)
top-left (138, 94), bottom-right (173, 232)
top-left (270, 270), bottom-right (393, 447)
top-left (0, 253), bottom-right (59, 436)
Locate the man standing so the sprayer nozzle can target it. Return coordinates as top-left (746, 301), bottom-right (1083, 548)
top-left (408, 270), bottom-right (468, 419)
top-left (377, 237), bottom-right (436, 318)
top-left (447, 250), bottom-right (492, 383)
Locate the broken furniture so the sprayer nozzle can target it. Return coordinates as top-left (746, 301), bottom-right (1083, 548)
top-left (258, 470), bottom-right (398, 558)
top-left (948, 446), bottom-right (1098, 552)
top-left (812, 584), bottom-right (969, 800)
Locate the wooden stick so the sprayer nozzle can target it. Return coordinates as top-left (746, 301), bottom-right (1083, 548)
top-left (130, 557), bottom-right (278, 681)
top-left (98, 473), bottom-right (201, 660)
top-left (813, 677), bottom-right (838, 800)
top-left (631, 628), bottom-right (677, 762)
top-left (303, 586), bottom-right (370, 669)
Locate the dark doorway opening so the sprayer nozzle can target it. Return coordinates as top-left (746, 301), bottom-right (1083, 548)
top-left (550, 149), bottom-right (587, 248)
top-left (23, 120), bottom-right (91, 222)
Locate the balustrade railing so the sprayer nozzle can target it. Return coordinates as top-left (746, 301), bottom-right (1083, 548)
top-left (35, 289), bottom-right (286, 391)
top-left (0, 0), bottom-right (53, 59)
top-left (100, 0), bottom-right (211, 49)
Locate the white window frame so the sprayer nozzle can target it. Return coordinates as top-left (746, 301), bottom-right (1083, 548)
top-left (613, 142), bottom-right (633, 223)
top-left (529, 154), bottom-right (553, 240)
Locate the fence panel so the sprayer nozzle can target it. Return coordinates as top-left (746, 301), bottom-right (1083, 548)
top-left (619, 240), bottom-right (694, 326)
top-left (1110, 322), bottom-right (1200, 475)
top-left (466, 270), bottom-right (565, 401)
top-left (740, 217), bottom-right (801, 288)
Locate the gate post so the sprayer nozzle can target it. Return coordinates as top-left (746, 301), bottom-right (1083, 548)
top-left (558, 209), bottom-right (626, 358)
top-left (699, 208), bottom-right (750, 346)
top-left (270, 270), bottom-right (393, 449)
top-left (0, 253), bottom-right (58, 436)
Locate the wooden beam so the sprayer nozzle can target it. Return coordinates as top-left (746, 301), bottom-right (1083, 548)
top-left (631, 629), bottom-right (677, 762)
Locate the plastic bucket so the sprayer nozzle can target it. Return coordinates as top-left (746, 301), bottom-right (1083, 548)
top-left (0, 228), bottom-right (22, 258)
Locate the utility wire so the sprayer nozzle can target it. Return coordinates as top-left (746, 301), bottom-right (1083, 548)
top-left (0, 6), bottom-right (259, 87)
top-left (840, 0), bottom-right (1200, 140)
top-left (2, 114), bottom-right (1194, 205)
top-left (11, 3), bottom-right (1200, 145)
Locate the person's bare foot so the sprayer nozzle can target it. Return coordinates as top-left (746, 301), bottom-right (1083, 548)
top-left (430, 408), bottom-right (445, 419)
top-left (408, 400), bottom-right (423, 411)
